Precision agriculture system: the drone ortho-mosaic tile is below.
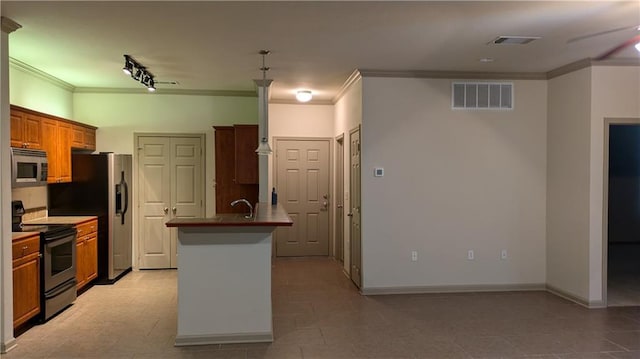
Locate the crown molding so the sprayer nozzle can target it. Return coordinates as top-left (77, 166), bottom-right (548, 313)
top-left (1, 17), bottom-right (22, 34)
top-left (546, 58), bottom-right (593, 79)
top-left (332, 69), bottom-right (362, 104)
top-left (358, 69), bottom-right (547, 80)
top-left (592, 58), bottom-right (640, 67)
top-left (9, 57), bottom-right (76, 92)
top-left (74, 87), bottom-right (257, 97)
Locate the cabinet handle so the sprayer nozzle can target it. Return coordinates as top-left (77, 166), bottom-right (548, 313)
top-left (172, 207), bottom-right (177, 214)
top-left (164, 207), bottom-right (169, 214)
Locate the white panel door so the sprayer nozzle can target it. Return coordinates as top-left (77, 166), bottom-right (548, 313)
top-left (170, 137), bottom-right (203, 267)
top-left (275, 139), bottom-right (330, 256)
top-left (138, 135), bottom-right (203, 269)
top-left (138, 137), bottom-right (172, 268)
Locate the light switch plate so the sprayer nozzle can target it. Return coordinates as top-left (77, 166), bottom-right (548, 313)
top-left (374, 167), bottom-right (384, 177)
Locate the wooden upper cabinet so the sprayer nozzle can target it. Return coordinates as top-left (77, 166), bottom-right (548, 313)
top-left (71, 124), bottom-right (97, 151)
top-left (234, 125), bottom-right (259, 184)
top-left (10, 109), bottom-right (42, 149)
top-left (11, 105), bottom-right (97, 183)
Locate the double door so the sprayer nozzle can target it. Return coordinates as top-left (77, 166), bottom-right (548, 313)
top-left (138, 135), bottom-right (204, 269)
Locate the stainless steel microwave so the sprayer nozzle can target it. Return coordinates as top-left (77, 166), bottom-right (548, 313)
top-left (10, 148), bottom-right (48, 188)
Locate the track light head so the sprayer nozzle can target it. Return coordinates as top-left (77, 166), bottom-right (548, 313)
top-left (122, 55), bottom-right (134, 75)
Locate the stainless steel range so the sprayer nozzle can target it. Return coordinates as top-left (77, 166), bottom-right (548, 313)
top-left (13, 201), bottom-right (77, 322)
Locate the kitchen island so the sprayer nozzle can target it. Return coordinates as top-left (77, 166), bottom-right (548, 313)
top-left (165, 203), bottom-right (292, 346)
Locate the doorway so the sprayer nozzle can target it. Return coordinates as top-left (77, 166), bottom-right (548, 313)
top-left (274, 138), bottom-right (331, 256)
top-left (604, 119), bottom-right (640, 306)
top-left (136, 134), bottom-right (204, 269)
top-left (349, 126), bottom-right (362, 288)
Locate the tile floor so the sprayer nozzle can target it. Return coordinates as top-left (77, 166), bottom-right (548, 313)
top-left (5, 257), bottom-right (640, 359)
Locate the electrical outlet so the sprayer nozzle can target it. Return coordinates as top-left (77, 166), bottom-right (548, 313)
top-left (411, 251), bottom-right (418, 262)
top-left (467, 250), bottom-right (474, 260)
top-left (501, 250), bottom-right (507, 260)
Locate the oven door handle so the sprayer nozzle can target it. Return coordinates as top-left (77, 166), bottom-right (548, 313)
top-left (44, 279), bottom-right (77, 299)
top-left (44, 229), bottom-right (76, 243)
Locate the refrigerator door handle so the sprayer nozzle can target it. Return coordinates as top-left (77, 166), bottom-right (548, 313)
top-left (122, 173), bottom-right (129, 225)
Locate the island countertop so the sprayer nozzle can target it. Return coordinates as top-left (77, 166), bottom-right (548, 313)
top-left (166, 203), bottom-right (293, 228)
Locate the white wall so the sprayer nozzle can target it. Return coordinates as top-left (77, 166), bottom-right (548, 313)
top-left (546, 68), bottom-right (592, 302)
top-left (9, 66), bottom-right (74, 119)
top-left (361, 77), bottom-right (548, 290)
top-left (333, 78), bottom-right (363, 274)
top-left (589, 66), bottom-right (640, 303)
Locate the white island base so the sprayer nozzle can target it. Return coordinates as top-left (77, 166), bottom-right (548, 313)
top-left (175, 228), bottom-right (274, 346)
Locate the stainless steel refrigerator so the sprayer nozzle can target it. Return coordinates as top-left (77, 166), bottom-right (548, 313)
top-left (48, 153), bottom-right (132, 283)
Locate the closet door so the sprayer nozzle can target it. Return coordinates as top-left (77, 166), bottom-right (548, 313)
top-left (138, 135), bottom-right (203, 269)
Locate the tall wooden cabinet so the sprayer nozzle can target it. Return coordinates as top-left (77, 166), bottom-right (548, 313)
top-left (214, 125), bottom-right (259, 213)
top-left (41, 118), bottom-right (73, 183)
top-left (12, 234), bottom-right (41, 328)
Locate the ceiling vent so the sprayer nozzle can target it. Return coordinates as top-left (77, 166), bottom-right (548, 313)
top-left (452, 82), bottom-right (513, 110)
top-left (491, 36), bottom-right (540, 45)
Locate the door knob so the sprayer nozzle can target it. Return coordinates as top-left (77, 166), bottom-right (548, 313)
top-left (163, 207), bottom-right (169, 214)
top-left (172, 207), bottom-right (177, 214)
top-left (347, 213), bottom-right (353, 217)
top-left (337, 205), bottom-right (343, 209)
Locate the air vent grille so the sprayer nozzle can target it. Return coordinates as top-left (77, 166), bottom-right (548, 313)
top-left (452, 82), bottom-right (513, 110)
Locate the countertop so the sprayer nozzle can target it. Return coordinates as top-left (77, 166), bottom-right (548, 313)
top-left (166, 203), bottom-right (293, 228)
top-left (12, 232), bottom-right (40, 241)
top-left (23, 216), bottom-right (98, 226)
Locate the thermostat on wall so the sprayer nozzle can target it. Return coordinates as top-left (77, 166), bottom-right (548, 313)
top-left (374, 167), bottom-right (384, 177)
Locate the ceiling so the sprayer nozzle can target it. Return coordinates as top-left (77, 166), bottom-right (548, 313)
top-left (2, 1), bottom-right (639, 103)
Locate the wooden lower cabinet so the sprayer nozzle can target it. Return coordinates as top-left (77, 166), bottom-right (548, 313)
top-left (76, 219), bottom-right (98, 291)
top-left (12, 234), bottom-right (41, 328)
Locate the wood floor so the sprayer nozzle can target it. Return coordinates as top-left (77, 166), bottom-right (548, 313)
top-left (5, 257), bottom-right (640, 358)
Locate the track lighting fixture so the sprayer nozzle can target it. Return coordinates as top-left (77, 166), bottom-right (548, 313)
top-left (122, 54), bottom-right (156, 92)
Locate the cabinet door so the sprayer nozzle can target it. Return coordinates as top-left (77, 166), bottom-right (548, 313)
top-left (41, 118), bottom-right (59, 182)
top-left (10, 110), bottom-right (25, 148)
top-left (85, 234), bottom-right (98, 282)
top-left (76, 240), bottom-right (86, 290)
top-left (57, 122), bottom-right (72, 182)
top-left (24, 114), bottom-right (42, 149)
top-left (13, 254), bottom-right (40, 328)
top-left (71, 125), bottom-right (85, 148)
top-left (234, 125), bottom-right (259, 184)
top-left (84, 128), bottom-right (96, 151)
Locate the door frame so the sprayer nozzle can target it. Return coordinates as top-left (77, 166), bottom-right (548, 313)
top-left (602, 118), bottom-right (640, 307)
top-left (133, 132), bottom-right (206, 270)
top-left (335, 134), bottom-right (345, 262)
top-left (349, 125), bottom-right (362, 288)
top-left (272, 137), bottom-right (333, 257)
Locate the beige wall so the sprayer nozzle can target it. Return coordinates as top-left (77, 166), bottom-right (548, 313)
top-left (9, 66), bottom-right (74, 119)
top-left (361, 77), bottom-right (548, 290)
top-left (333, 77), bottom-right (363, 274)
top-left (546, 68), bottom-right (592, 302)
top-left (589, 66), bottom-right (640, 303)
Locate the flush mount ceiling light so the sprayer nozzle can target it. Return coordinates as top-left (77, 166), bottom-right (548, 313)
top-left (479, 57), bottom-right (495, 63)
top-left (490, 36), bottom-right (541, 45)
top-left (296, 90), bottom-right (313, 103)
top-left (122, 54), bottom-right (156, 92)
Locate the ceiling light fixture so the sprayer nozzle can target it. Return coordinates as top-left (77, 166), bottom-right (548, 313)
top-left (122, 54), bottom-right (156, 92)
top-left (296, 90), bottom-right (313, 103)
top-left (636, 42), bottom-right (640, 53)
top-left (479, 57), bottom-right (494, 63)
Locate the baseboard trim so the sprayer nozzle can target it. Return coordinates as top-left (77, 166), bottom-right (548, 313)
top-left (545, 284), bottom-right (605, 308)
top-left (174, 332), bottom-right (273, 346)
top-left (361, 283), bottom-right (546, 295)
top-left (1, 338), bottom-right (17, 353)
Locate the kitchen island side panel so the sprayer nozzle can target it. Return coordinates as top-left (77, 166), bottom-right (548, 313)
top-left (175, 229), bottom-right (273, 344)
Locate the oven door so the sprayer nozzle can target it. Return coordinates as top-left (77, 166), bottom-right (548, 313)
top-left (43, 230), bottom-right (77, 292)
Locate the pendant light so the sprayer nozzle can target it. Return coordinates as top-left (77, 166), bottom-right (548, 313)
top-left (255, 50), bottom-right (273, 155)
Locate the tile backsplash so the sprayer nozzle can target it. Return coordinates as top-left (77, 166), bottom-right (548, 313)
top-left (12, 186), bottom-right (48, 220)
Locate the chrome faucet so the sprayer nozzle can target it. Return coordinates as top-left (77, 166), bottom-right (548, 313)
top-left (230, 199), bottom-right (253, 219)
